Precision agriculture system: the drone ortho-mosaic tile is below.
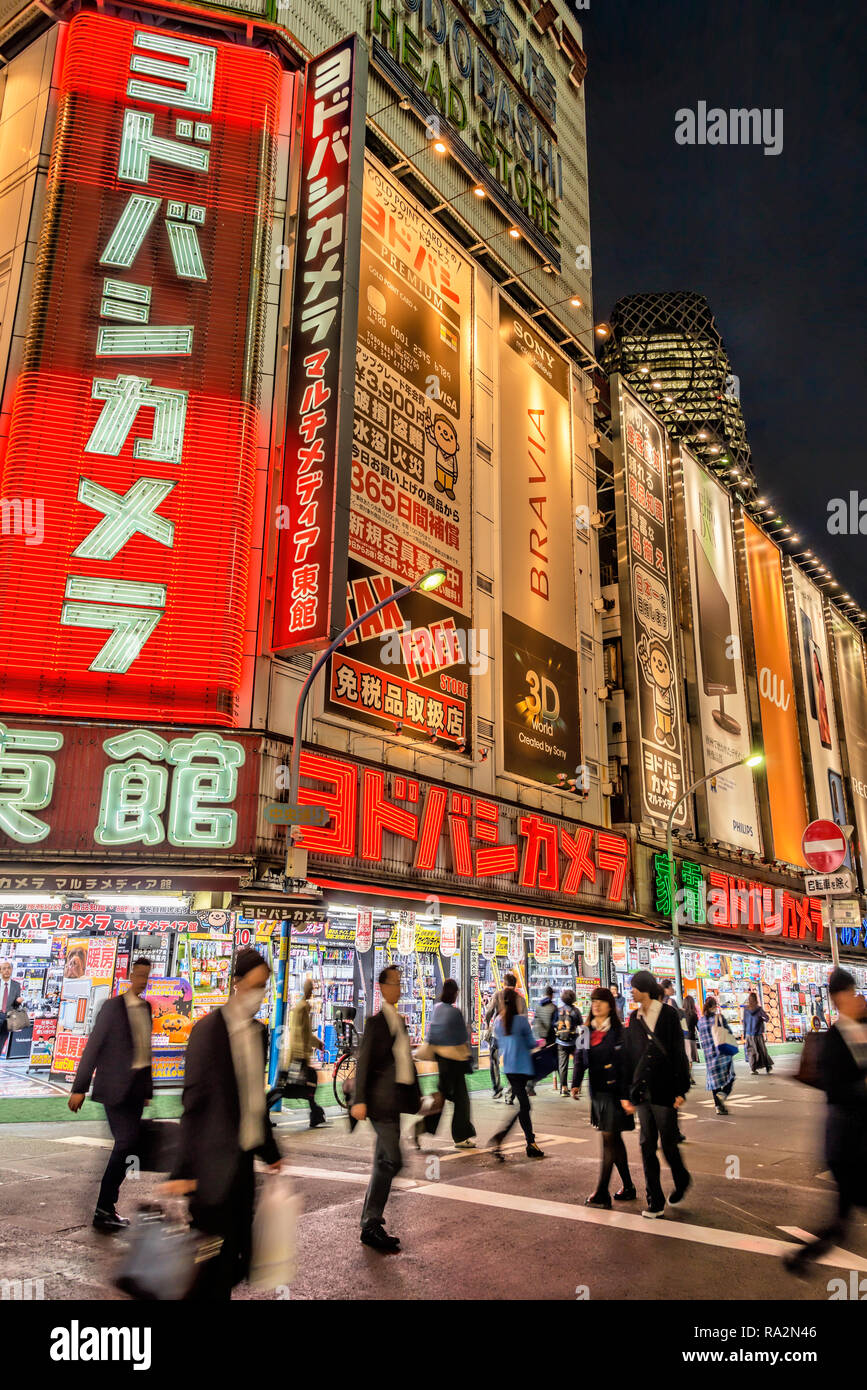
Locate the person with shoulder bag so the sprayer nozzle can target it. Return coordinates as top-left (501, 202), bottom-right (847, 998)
top-left (697, 995), bottom-right (737, 1114)
top-left (742, 991), bottom-right (773, 1075)
top-left (488, 989), bottom-right (545, 1161)
top-left (555, 990), bottom-right (583, 1096)
top-left (571, 987), bottom-right (636, 1208)
top-left (415, 978), bottom-right (476, 1150)
top-left (622, 971), bottom-right (692, 1219)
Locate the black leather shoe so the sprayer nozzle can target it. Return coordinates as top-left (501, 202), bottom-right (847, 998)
top-left (93, 1208), bottom-right (129, 1233)
top-left (360, 1223), bottom-right (400, 1252)
top-left (613, 1186), bottom-right (637, 1202)
top-left (668, 1175), bottom-right (692, 1205)
top-left (584, 1193), bottom-right (612, 1210)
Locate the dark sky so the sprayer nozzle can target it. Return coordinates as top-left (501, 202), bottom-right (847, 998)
top-left (578, 0), bottom-right (865, 606)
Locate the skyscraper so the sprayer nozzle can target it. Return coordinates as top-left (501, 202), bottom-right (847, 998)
top-left (600, 291), bottom-right (753, 485)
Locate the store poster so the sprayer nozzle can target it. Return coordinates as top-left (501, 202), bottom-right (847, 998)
top-left (830, 613), bottom-right (867, 886)
top-left (51, 936), bottom-right (118, 1079)
top-left (507, 925), bottom-right (523, 965)
top-left (326, 156), bottom-right (473, 748)
top-left (681, 453), bottom-right (761, 851)
top-left (355, 909), bottom-right (373, 954)
top-left (743, 516), bottom-right (809, 865)
top-left (397, 912), bottom-right (416, 955)
top-left (498, 300), bottom-right (580, 785)
top-left (481, 923), bottom-right (496, 960)
top-left (612, 381), bottom-right (688, 827)
top-left (789, 565), bottom-right (847, 839)
top-left (440, 915), bottom-right (458, 957)
top-left (533, 926), bottom-right (550, 962)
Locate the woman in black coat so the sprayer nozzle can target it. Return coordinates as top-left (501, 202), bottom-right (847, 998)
top-left (571, 986), bottom-right (636, 1208)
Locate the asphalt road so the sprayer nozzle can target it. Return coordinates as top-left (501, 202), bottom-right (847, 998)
top-left (0, 1058), bottom-right (861, 1302)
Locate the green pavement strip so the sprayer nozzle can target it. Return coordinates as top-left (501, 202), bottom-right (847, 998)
top-left (0, 1044), bottom-right (802, 1124)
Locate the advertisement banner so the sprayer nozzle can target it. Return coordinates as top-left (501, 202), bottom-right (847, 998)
top-left (498, 300), bottom-right (579, 784)
top-left (612, 380), bottom-right (688, 826)
top-left (51, 935), bottom-right (118, 1079)
top-left (328, 157), bottom-right (473, 743)
top-left (481, 922), bottom-right (497, 960)
top-left (743, 517), bottom-right (808, 864)
top-left (272, 37), bottom-right (367, 652)
top-left (355, 908), bottom-right (373, 954)
top-left (326, 559), bottom-right (470, 747)
top-left (397, 910), bottom-right (415, 955)
top-left (440, 914), bottom-right (458, 957)
top-left (830, 613), bottom-right (867, 885)
top-left (533, 926), bottom-right (550, 962)
top-left (0, 15), bottom-right (283, 726)
top-left (681, 454), bottom-right (761, 851)
top-left (789, 566), bottom-right (847, 847)
top-left (507, 925), bottom-right (524, 965)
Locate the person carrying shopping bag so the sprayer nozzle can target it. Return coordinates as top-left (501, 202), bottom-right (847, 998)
top-left (414, 979), bottom-right (477, 1150)
top-left (697, 996), bottom-right (737, 1114)
top-left (742, 991), bottom-right (774, 1074)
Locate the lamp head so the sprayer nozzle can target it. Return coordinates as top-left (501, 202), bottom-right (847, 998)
top-left (416, 565), bottom-right (447, 593)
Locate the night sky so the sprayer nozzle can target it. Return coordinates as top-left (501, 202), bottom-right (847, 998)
top-left (577, 0), bottom-right (864, 606)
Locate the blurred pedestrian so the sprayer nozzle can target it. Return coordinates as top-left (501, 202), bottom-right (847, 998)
top-left (487, 971), bottom-right (526, 1105)
top-left (531, 983), bottom-right (557, 1097)
top-left (784, 969), bottom-right (867, 1275)
top-left (742, 991), bottom-right (773, 1075)
top-left (555, 989), bottom-right (583, 1095)
top-left (697, 996), bottom-right (736, 1114)
top-left (610, 983), bottom-right (625, 1021)
top-left (0, 959), bottom-right (22, 1061)
top-left (572, 987), bottom-right (636, 1208)
top-left (622, 971), bottom-right (691, 1219)
top-left (418, 979), bottom-right (476, 1149)
top-left (287, 978), bottom-right (329, 1128)
top-left (351, 965), bottom-right (421, 1252)
top-left (69, 958), bottom-right (153, 1233)
top-left (489, 989), bottom-right (545, 1161)
top-left (159, 949), bottom-right (283, 1300)
top-left (682, 995), bottom-right (699, 1065)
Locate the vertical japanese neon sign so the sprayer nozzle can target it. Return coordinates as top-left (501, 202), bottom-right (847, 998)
top-left (0, 15), bottom-right (282, 725)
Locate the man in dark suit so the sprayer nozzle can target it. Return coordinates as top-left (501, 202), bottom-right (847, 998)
top-left (351, 964), bottom-right (421, 1253)
top-left (160, 948), bottom-right (282, 1300)
top-left (785, 968), bottom-right (867, 1275)
top-left (69, 957), bottom-right (153, 1232)
top-left (0, 959), bottom-right (22, 1060)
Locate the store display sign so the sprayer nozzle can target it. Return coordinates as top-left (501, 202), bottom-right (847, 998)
top-left (533, 925), bottom-right (549, 962)
top-left (0, 15), bottom-right (282, 726)
top-left (0, 905), bottom-right (230, 935)
top-left (651, 852), bottom-right (823, 943)
top-left (507, 924), bottom-right (523, 964)
top-left (743, 517), bottom-right (808, 864)
top-left (324, 158), bottom-right (473, 745)
top-left (51, 935), bottom-right (118, 1080)
top-left (790, 566), bottom-right (848, 857)
top-left (327, 560), bottom-right (471, 747)
top-left (295, 750), bottom-right (630, 908)
top-left (681, 454), bottom-right (761, 851)
top-left (366, 0), bottom-right (581, 267)
top-left (272, 37), bottom-right (367, 652)
top-left (498, 300), bottom-right (579, 785)
top-left (0, 721), bottom-right (261, 859)
top-left (397, 910), bottom-right (416, 954)
top-left (559, 928), bottom-right (574, 964)
top-left (481, 922), bottom-right (496, 960)
top-left (440, 914), bottom-right (458, 957)
top-left (612, 381), bottom-right (688, 827)
top-left (830, 612), bottom-right (867, 887)
top-left (355, 908), bottom-right (373, 954)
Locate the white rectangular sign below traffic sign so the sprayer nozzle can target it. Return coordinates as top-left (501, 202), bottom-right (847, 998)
top-left (805, 870), bottom-right (855, 895)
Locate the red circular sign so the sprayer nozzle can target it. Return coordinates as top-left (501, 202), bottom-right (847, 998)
top-left (801, 819), bottom-right (847, 873)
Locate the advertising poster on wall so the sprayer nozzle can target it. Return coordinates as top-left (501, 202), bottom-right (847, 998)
top-left (324, 157), bottom-right (473, 745)
top-left (681, 453), bottom-right (761, 851)
top-left (743, 516), bottom-right (808, 865)
top-left (612, 380), bottom-right (688, 826)
top-left (830, 613), bottom-right (867, 886)
top-left (50, 935), bottom-right (118, 1080)
top-left (498, 299), bottom-right (579, 785)
top-left (789, 565), bottom-right (847, 846)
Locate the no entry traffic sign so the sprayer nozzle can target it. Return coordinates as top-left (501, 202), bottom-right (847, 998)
top-left (802, 819), bottom-right (848, 874)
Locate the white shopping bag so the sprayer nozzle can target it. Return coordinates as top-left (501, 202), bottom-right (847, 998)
top-left (250, 1173), bottom-right (300, 1290)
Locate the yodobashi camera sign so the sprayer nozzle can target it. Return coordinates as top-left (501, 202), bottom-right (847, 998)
top-left (497, 300), bottom-right (580, 787)
top-left (366, 0), bottom-right (584, 268)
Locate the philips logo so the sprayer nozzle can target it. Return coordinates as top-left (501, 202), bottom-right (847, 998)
top-left (732, 820), bottom-right (755, 837)
top-left (50, 1321), bottom-right (152, 1371)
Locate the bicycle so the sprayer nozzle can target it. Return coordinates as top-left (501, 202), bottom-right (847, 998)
top-left (332, 1008), bottom-right (359, 1110)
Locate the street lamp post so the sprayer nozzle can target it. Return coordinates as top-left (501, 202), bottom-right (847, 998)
top-left (665, 753), bottom-right (764, 1003)
top-left (283, 565), bottom-right (447, 882)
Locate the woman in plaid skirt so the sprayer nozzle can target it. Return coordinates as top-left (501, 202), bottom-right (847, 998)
top-left (697, 996), bottom-right (735, 1114)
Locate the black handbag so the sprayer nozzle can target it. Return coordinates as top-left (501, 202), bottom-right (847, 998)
top-left (134, 1119), bottom-right (181, 1173)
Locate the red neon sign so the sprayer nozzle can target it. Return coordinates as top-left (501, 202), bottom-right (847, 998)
top-left (0, 15), bottom-right (283, 725)
top-left (293, 749), bottom-right (630, 905)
